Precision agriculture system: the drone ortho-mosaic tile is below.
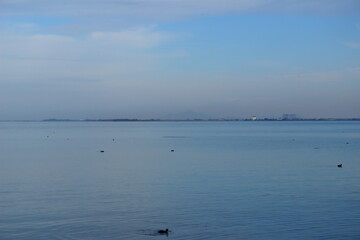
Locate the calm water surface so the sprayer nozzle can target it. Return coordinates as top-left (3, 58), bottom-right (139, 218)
top-left (0, 121), bottom-right (359, 239)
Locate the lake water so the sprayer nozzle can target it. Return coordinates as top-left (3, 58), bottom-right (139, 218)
top-left (0, 121), bottom-right (359, 239)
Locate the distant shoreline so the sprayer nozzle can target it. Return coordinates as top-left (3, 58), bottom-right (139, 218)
top-left (1, 118), bottom-right (360, 122)
top-left (43, 118), bottom-right (360, 122)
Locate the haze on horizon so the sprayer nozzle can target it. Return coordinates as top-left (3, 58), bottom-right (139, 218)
top-left (0, 0), bottom-right (359, 120)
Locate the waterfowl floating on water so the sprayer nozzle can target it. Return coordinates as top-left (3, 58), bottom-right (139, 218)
top-left (337, 164), bottom-right (342, 168)
top-left (158, 229), bottom-right (169, 234)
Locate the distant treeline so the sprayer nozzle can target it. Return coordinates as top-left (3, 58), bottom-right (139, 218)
top-left (41, 118), bottom-right (360, 122)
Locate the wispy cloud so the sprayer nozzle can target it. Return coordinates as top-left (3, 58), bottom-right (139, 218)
top-left (344, 42), bottom-right (360, 49)
top-left (1, 0), bottom-right (359, 20)
top-left (90, 27), bottom-right (171, 48)
top-left (281, 67), bottom-right (360, 82)
top-left (0, 25), bottom-right (178, 82)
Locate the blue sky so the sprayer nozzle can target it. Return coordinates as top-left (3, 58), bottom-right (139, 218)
top-left (0, 0), bottom-right (359, 119)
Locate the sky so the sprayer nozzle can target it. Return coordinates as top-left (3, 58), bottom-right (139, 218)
top-left (0, 0), bottom-right (359, 120)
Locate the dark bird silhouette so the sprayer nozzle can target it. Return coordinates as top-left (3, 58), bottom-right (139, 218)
top-left (171, 150), bottom-right (174, 152)
top-left (100, 150), bottom-right (105, 153)
top-left (337, 164), bottom-right (342, 168)
top-left (158, 229), bottom-right (169, 234)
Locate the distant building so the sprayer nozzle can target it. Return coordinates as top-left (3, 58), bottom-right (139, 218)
top-left (251, 116), bottom-right (257, 121)
top-left (282, 114), bottom-right (298, 120)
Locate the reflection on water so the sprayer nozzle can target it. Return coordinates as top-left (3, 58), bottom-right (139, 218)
top-left (0, 121), bottom-right (360, 239)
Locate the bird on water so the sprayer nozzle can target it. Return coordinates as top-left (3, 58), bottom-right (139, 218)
top-left (158, 229), bottom-right (169, 234)
top-left (337, 164), bottom-right (342, 168)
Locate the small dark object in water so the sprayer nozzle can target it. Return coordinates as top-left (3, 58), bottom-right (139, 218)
top-left (314, 147), bottom-right (319, 149)
top-left (171, 150), bottom-right (174, 152)
top-left (346, 142), bottom-right (349, 144)
top-left (112, 139), bottom-right (115, 141)
top-left (158, 229), bottom-right (168, 234)
top-left (100, 150), bottom-right (105, 153)
top-left (337, 164), bottom-right (342, 168)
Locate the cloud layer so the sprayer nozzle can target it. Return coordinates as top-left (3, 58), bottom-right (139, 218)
top-left (0, 25), bottom-right (176, 85)
top-left (1, 0), bottom-right (359, 20)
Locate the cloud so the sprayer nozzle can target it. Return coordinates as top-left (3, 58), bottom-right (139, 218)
top-left (1, 0), bottom-right (359, 21)
top-left (2, 1), bottom-right (358, 35)
top-left (0, 22), bottom-right (40, 34)
top-left (344, 42), bottom-right (360, 49)
top-left (0, 25), bottom-right (177, 83)
top-left (89, 27), bottom-right (171, 48)
top-left (279, 67), bottom-right (360, 82)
